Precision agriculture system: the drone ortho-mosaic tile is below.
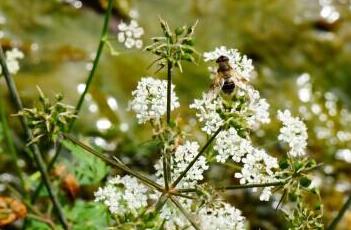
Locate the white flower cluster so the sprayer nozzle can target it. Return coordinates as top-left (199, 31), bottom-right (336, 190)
top-left (189, 93), bottom-right (224, 135)
top-left (214, 127), bottom-right (253, 163)
top-left (235, 148), bottom-right (279, 201)
top-left (203, 46), bottom-right (254, 80)
top-left (198, 202), bottom-right (246, 230)
top-left (246, 86), bottom-right (271, 128)
top-left (214, 128), bottom-right (278, 201)
top-left (160, 199), bottom-right (191, 230)
top-left (277, 110), bottom-right (308, 157)
top-left (0, 48), bottom-right (24, 75)
top-left (160, 198), bottom-right (246, 230)
top-left (117, 20), bottom-right (144, 49)
top-left (94, 175), bottom-right (149, 215)
top-left (155, 141), bottom-right (208, 188)
top-left (190, 87), bottom-right (270, 135)
top-left (129, 77), bottom-right (180, 124)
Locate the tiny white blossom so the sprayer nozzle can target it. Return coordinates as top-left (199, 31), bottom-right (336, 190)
top-left (203, 46), bottom-right (254, 80)
top-left (277, 110), bottom-right (308, 157)
top-left (129, 77), bottom-right (180, 124)
top-left (117, 20), bottom-right (144, 49)
top-left (155, 141), bottom-right (209, 188)
top-left (246, 87), bottom-right (271, 128)
top-left (214, 128), bottom-right (253, 163)
top-left (0, 48), bottom-right (24, 75)
top-left (94, 175), bottom-right (149, 215)
top-left (234, 148), bottom-right (279, 201)
top-left (198, 202), bottom-right (246, 230)
top-left (190, 92), bottom-right (224, 135)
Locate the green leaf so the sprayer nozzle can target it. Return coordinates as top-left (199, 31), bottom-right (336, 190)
top-left (64, 200), bottom-right (110, 230)
top-left (62, 139), bottom-right (109, 185)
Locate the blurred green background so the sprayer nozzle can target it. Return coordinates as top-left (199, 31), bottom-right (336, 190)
top-left (2, 0), bottom-right (351, 229)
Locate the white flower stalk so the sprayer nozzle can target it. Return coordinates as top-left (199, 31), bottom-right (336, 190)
top-left (203, 46), bottom-right (254, 80)
top-left (277, 110), bottom-right (308, 157)
top-left (117, 20), bottom-right (144, 49)
top-left (0, 48), bottom-right (24, 75)
top-left (190, 92), bottom-right (224, 135)
top-left (198, 202), bottom-right (246, 230)
top-left (94, 175), bottom-right (149, 215)
top-left (129, 77), bottom-right (180, 124)
top-left (235, 148), bottom-right (279, 201)
top-left (214, 127), bottom-right (253, 163)
top-left (155, 141), bottom-right (209, 188)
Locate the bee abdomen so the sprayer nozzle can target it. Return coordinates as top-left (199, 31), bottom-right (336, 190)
top-left (222, 78), bottom-right (235, 94)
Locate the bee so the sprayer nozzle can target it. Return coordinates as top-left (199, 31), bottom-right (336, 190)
top-left (210, 55), bottom-right (248, 95)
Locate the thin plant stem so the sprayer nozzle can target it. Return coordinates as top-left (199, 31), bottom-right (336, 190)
top-left (69, 0), bottom-right (114, 131)
top-left (169, 196), bottom-right (200, 230)
top-left (0, 46), bottom-right (69, 229)
top-left (163, 60), bottom-right (173, 191)
top-left (216, 181), bottom-right (285, 190)
top-left (327, 193), bottom-right (351, 230)
top-left (166, 61), bottom-right (172, 125)
top-left (62, 133), bottom-right (164, 192)
top-left (31, 0), bottom-right (114, 202)
top-left (171, 126), bottom-right (223, 188)
top-left (0, 96), bottom-right (25, 190)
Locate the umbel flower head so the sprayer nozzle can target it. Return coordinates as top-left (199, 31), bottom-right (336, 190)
top-left (0, 48), bottom-right (24, 76)
top-left (277, 109), bottom-right (308, 157)
top-left (14, 87), bottom-right (76, 145)
top-left (128, 77), bottom-right (180, 124)
top-left (203, 46), bottom-right (254, 80)
top-left (94, 175), bottom-right (149, 215)
top-left (190, 86), bottom-right (270, 136)
top-left (145, 18), bottom-right (199, 72)
top-left (154, 141), bottom-right (209, 189)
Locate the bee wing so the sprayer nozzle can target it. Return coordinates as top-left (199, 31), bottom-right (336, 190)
top-left (209, 74), bottom-right (223, 96)
top-left (232, 71), bottom-right (248, 89)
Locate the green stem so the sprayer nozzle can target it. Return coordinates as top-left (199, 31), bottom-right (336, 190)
top-left (0, 46), bottom-right (69, 229)
top-left (68, 0), bottom-right (113, 131)
top-left (166, 61), bottom-right (172, 125)
top-left (0, 96), bottom-right (25, 190)
top-left (62, 133), bottom-right (164, 192)
top-left (169, 196), bottom-right (200, 230)
top-left (216, 181), bottom-right (285, 190)
top-left (164, 61), bottom-right (173, 191)
top-left (31, 0), bottom-right (114, 202)
top-left (171, 126), bottom-right (223, 188)
top-left (327, 194), bottom-right (351, 230)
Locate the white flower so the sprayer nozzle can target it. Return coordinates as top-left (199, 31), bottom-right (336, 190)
top-left (234, 148), bottom-right (279, 201)
top-left (117, 20), bottom-right (144, 49)
top-left (154, 141), bottom-right (209, 189)
top-left (190, 88), bottom-right (270, 134)
top-left (190, 92), bottom-right (224, 135)
top-left (246, 87), bottom-right (271, 128)
top-left (277, 110), bottom-right (308, 157)
top-left (129, 77), bottom-right (180, 124)
top-left (160, 199), bottom-right (192, 230)
top-left (214, 128), bottom-right (253, 163)
top-left (203, 46), bottom-right (254, 80)
top-left (94, 175), bottom-right (149, 215)
top-left (0, 48), bottom-right (24, 75)
top-left (198, 202), bottom-right (246, 230)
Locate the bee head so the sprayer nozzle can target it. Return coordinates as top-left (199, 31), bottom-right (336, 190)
top-left (216, 55), bottom-right (229, 63)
